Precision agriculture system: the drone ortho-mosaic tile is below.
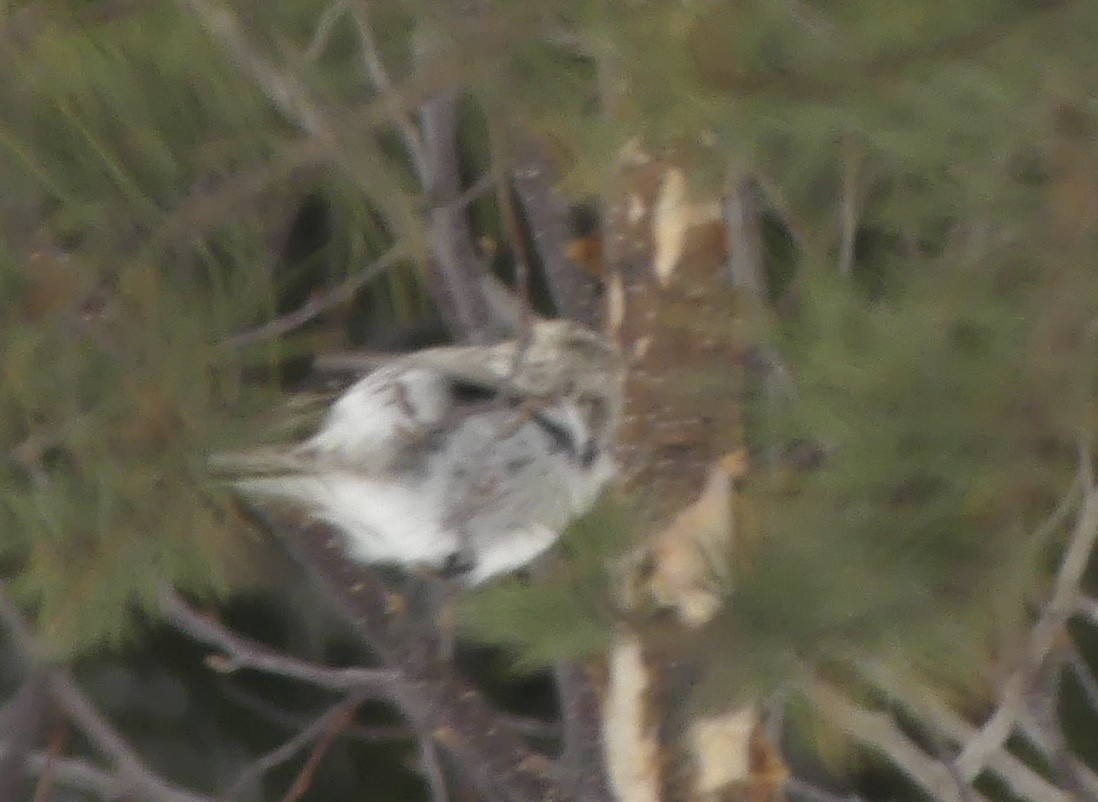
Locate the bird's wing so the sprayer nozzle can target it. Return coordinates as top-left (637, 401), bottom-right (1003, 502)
top-left (211, 361), bottom-right (458, 481)
top-left (303, 361), bottom-right (456, 466)
top-left (401, 341), bottom-right (519, 394)
top-left (435, 404), bottom-right (603, 584)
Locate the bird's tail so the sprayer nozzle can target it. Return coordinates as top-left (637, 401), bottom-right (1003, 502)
top-left (207, 446), bottom-right (316, 478)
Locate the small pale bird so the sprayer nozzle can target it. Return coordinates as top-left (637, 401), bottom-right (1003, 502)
top-left (215, 319), bottom-right (626, 586)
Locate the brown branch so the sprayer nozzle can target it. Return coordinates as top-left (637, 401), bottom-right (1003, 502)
top-left (420, 89), bottom-right (500, 342)
top-left (0, 582), bottom-right (215, 802)
top-left (508, 138), bottom-right (602, 327)
top-left (160, 592), bottom-right (398, 693)
top-left (279, 702), bottom-right (358, 802)
top-left (553, 662), bottom-right (615, 802)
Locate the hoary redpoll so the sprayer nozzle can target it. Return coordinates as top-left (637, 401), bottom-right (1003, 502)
top-left (215, 319), bottom-right (625, 586)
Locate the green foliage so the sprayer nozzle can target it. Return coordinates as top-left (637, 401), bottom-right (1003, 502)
top-left (0, 2), bottom-right (414, 654)
top-left (458, 494), bottom-right (637, 669)
top-left (4, 0), bottom-right (1098, 690)
top-left (712, 258), bottom-right (1090, 699)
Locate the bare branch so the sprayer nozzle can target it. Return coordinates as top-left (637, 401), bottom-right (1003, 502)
top-left (754, 172), bottom-right (811, 256)
top-left (218, 242), bottom-right (410, 350)
top-left (508, 138), bottom-right (602, 326)
top-left (0, 583), bottom-right (215, 802)
top-left (955, 483), bottom-right (1098, 780)
top-left (30, 719), bottom-right (68, 802)
top-left (178, 0), bottom-right (335, 143)
top-left (305, 1), bottom-right (348, 61)
top-left (419, 736), bottom-right (451, 802)
top-left (1017, 659), bottom-right (1098, 800)
top-left (3, 750), bottom-right (129, 802)
top-left (160, 592), bottom-right (398, 693)
top-left (262, 514), bottom-right (569, 802)
top-left (861, 664), bottom-right (1073, 802)
top-left (809, 682), bottom-right (990, 802)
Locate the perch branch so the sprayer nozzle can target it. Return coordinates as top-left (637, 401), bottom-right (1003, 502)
top-left (160, 592), bottom-right (398, 693)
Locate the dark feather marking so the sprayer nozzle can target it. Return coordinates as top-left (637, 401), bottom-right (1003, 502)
top-left (531, 412), bottom-right (580, 461)
top-left (448, 378), bottom-right (499, 406)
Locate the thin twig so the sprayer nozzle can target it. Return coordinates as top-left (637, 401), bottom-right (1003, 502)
top-left (160, 591), bottom-right (398, 693)
top-left (809, 681), bottom-right (989, 802)
top-left (507, 137), bottom-right (601, 326)
top-left (837, 131), bottom-right (861, 278)
top-left (350, 0), bottom-right (429, 182)
top-left (218, 243), bottom-right (409, 350)
top-left (223, 694), bottom-right (363, 801)
top-left (305, 1), bottom-right (348, 61)
top-left (279, 702), bottom-right (358, 802)
top-left (956, 481), bottom-right (1098, 780)
top-left (1017, 655), bottom-right (1097, 800)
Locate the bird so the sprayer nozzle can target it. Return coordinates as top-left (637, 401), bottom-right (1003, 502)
top-left (213, 318), bottom-right (626, 586)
